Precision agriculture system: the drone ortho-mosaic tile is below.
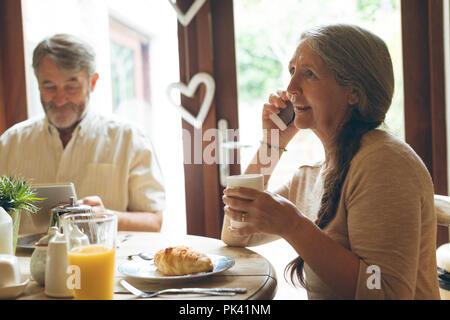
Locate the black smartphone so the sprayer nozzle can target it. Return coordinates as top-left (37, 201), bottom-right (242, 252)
top-left (269, 100), bottom-right (295, 130)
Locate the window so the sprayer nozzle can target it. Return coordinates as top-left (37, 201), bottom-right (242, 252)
top-left (109, 17), bottom-right (151, 112)
top-left (234, 0), bottom-right (404, 189)
top-left (110, 40), bottom-right (136, 111)
top-left (21, 0), bottom-right (186, 235)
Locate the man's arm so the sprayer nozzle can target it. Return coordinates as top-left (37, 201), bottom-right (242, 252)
top-left (113, 210), bottom-right (162, 232)
top-left (81, 196), bottom-right (162, 232)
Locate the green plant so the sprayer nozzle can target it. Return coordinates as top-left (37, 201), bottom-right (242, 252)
top-left (0, 176), bottom-right (43, 214)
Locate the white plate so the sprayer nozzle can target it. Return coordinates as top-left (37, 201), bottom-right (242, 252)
top-left (0, 278), bottom-right (30, 299)
top-left (118, 254), bottom-right (234, 283)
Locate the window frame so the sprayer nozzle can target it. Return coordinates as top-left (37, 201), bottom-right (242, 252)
top-left (109, 16), bottom-right (151, 109)
top-left (0, 0), bottom-right (28, 133)
top-left (175, 0), bottom-right (240, 238)
top-left (401, 0), bottom-right (448, 245)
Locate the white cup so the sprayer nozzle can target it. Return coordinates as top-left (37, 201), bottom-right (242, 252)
top-left (225, 174), bottom-right (264, 228)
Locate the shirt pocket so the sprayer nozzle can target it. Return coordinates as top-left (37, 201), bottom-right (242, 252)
top-left (84, 163), bottom-right (126, 211)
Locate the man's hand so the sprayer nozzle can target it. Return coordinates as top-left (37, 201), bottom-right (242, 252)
top-left (80, 195), bottom-right (162, 232)
top-left (81, 195), bottom-right (106, 213)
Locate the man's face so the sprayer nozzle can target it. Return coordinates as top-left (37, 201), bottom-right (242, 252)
top-left (36, 55), bottom-right (98, 130)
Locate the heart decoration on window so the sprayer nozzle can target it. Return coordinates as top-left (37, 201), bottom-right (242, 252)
top-left (166, 72), bottom-right (215, 129)
top-left (168, 0), bottom-right (207, 26)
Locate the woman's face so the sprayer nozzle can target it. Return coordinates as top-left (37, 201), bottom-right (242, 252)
top-left (287, 41), bottom-right (358, 143)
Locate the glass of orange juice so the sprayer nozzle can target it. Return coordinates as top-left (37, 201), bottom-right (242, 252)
top-left (61, 212), bottom-right (117, 300)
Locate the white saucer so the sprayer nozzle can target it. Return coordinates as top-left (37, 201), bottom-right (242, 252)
top-left (0, 278), bottom-right (30, 299)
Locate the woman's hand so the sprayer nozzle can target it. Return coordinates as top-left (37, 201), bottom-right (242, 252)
top-left (262, 90), bottom-right (299, 148)
top-left (222, 186), bottom-right (303, 238)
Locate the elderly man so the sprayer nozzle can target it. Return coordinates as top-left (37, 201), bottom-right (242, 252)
top-left (0, 34), bottom-right (165, 233)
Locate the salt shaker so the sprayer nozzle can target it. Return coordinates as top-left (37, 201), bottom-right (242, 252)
top-left (45, 230), bottom-right (73, 298)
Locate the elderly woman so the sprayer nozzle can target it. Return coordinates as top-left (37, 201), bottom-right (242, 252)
top-left (221, 24), bottom-right (440, 300)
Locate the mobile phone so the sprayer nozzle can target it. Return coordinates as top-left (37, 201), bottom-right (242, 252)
top-left (269, 100), bottom-right (295, 131)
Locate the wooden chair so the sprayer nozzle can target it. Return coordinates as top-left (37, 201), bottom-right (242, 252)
top-left (434, 195), bottom-right (450, 300)
top-left (434, 194), bottom-right (450, 240)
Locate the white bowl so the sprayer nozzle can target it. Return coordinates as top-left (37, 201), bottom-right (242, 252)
top-left (0, 277), bottom-right (30, 299)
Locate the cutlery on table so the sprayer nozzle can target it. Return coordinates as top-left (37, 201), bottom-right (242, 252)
top-left (119, 279), bottom-right (246, 298)
top-left (116, 234), bottom-right (133, 248)
top-left (127, 252), bottom-right (154, 260)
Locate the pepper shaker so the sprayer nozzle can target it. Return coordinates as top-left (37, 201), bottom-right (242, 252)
top-left (45, 229), bottom-right (73, 298)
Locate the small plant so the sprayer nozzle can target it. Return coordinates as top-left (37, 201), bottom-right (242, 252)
top-left (0, 176), bottom-right (43, 214)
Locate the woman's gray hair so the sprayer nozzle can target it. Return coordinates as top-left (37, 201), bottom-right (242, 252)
top-left (32, 34), bottom-right (96, 79)
top-left (299, 24), bottom-right (394, 124)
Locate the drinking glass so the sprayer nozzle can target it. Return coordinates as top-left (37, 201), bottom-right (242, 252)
top-left (225, 174), bottom-right (264, 228)
top-left (61, 212), bottom-right (117, 300)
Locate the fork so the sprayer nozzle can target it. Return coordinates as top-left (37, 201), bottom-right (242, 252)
top-left (120, 279), bottom-right (245, 298)
top-left (127, 252), bottom-right (154, 261)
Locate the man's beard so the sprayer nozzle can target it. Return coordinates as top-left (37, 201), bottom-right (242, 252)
top-left (42, 97), bottom-right (88, 130)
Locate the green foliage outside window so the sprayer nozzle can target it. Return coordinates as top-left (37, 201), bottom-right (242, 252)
top-left (234, 0), bottom-right (404, 139)
top-left (356, 0), bottom-right (398, 22)
top-left (110, 41), bottom-right (135, 113)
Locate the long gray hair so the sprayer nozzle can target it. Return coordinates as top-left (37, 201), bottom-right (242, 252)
top-left (285, 24), bottom-right (394, 288)
top-left (32, 34), bottom-right (96, 79)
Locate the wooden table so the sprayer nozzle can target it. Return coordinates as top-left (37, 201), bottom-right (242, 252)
top-left (15, 231), bottom-right (277, 300)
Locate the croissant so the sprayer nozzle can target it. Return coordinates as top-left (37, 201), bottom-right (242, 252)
top-left (154, 246), bottom-right (214, 276)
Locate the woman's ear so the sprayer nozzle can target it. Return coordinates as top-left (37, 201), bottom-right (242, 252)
top-left (348, 88), bottom-right (360, 105)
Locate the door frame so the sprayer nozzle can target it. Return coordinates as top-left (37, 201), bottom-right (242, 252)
top-left (401, 0), bottom-right (449, 245)
top-left (0, 0), bottom-right (28, 134)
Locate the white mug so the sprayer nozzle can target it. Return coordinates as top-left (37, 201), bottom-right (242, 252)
top-left (225, 174), bottom-right (264, 228)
